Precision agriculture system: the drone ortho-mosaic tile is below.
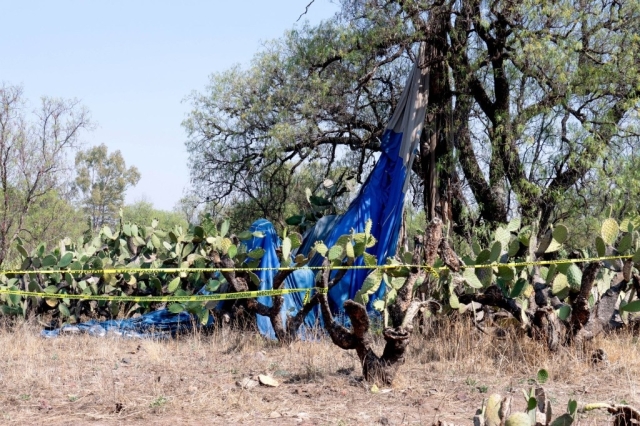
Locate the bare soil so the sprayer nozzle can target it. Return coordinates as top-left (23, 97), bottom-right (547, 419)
top-left (0, 319), bottom-right (638, 425)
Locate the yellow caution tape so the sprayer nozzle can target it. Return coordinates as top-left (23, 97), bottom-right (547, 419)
top-left (0, 254), bottom-right (630, 276)
top-left (0, 287), bottom-right (328, 303)
top-left (0, 254), bottom-right (632, 303)
top-left (0, 265), bottom-right (396, 275)
top-left (455, 254), bottom-right (633, 270)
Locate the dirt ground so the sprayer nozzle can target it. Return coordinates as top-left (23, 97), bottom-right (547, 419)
top-left (0, 319), bottom-right (638, 425)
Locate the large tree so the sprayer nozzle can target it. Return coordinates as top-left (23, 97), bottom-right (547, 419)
top-left (74, 144), bottom-right (140, 230)
top-left (0, 84), bottom-right (92, 266)
top-left (185, 0), bottom-right (640, 236)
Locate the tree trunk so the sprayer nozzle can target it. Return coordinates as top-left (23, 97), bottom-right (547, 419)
top-left (421, 8), bottom-right (453, 227)
top-left (318, 219), bottom-right (443, 384)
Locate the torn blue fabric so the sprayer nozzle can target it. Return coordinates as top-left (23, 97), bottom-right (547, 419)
top-left (245, 45), bottom-right (430, 334)
top-left (41, 44), bottom-right (428, 340)
top-left (243, 219), bottom-right (317, 339)
top-left (301, 45), bottom-right (430, 314)
top-left (41, 309), bottom-right (212, 339)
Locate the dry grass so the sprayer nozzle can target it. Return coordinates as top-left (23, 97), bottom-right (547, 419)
top-left (0, 318), bottom-right (639, 425)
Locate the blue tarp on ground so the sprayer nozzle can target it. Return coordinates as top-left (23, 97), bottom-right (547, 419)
top-left (41, 309), bottom-right (207, 339)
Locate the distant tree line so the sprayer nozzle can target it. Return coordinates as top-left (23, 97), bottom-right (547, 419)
top-left (0, 84), bottom-right (191, 267)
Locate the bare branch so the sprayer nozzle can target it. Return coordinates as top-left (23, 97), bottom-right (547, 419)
top-left (297, 0), bottom-right (316, 22)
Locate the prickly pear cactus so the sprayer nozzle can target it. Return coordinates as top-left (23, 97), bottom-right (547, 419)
top-left (504, 412), bottom-right (531, 426)
top-left (0, 214), bottom-right (286, 324)
top-left (485, 394), bottom-right (504, 426)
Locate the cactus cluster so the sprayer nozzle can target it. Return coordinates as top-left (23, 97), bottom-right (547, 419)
top-left (475, 368), bottom-right (640, 425)
top-left (0, 214), bottom-right (279, 324)
top-left (0, 212), bottom-right (383, 329)
top-left (456, 219), bottom-right (570, 296)
top-left (2, 199), bottom-right (640, 344)
top-left (476, 370), bottom-right (576, 425)
top-left (441, 215), bottom-right (640, 335)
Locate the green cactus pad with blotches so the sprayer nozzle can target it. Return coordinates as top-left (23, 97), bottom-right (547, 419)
top-left (485, 393), bottom-right (503, 426)
top-left (505, 412), bottom-right (532, 426)
top-left (601, 218), bottom-right (619, 246)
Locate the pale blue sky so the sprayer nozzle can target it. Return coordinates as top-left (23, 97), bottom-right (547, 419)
top-left (0, 0), bottom-right (339, 210)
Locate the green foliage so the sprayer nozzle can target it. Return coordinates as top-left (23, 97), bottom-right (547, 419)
top-left (75, 144), bottom-right (140, 230)
top-left (442, 214), bottom-right (640, 331)
top-left (3, 177), bottom-right (640, 353)
top-left (183, 15), bottom-right (408, 229)
top-left (559, 154), bottom-right (640, 250)
top-left (0, 84), bottom-right (92, 268)
top-left (285, 173), bottom-right (356, 233)
top-left (122, 200), bottom-right (188, 233)
top-left (185, 0), bottom-right (640, 239)
top-left (0, 213), bottom-right (270, 323)
top-left (14, 190), bottom-right (86, 268)
top-left (537, 369), bottom-right (549, 384)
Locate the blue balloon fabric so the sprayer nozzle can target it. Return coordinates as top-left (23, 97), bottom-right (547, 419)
top-left (303, 130), bottom-right (410, 314)
top-left (299, 46), bottom-right (430, 315)
top-left (244, 219), bottom-right (318, 339)
top-left (41, 309), bottom-right (209, 339)
top-left (40, 45), bottom-right (428, 339)
top-left (245, 47), bottom-right (429, 331)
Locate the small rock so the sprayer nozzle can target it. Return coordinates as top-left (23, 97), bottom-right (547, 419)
top-left (38, 399), bottom-right (52, 411)
top-left (591, 348), bottom-right (609, 365)
top-left (121, 358), bottom-right (131, 365)
top-left (236, 378), bottom-right (259, 389)
top-left (87, 324), bottom-right (106, 337)
top-left (60, 325), bottom-right (81, 335)
top-left (269, 411), bottom-right (282, 418)
top-left (379, 417), bottom-right (389, 425)
top-left (258, 374), bottom-right (279, 387)
top-left (456, 392), bottom-right (469, 401)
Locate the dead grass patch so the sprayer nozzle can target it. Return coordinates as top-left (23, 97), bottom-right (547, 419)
top-left (0, 318), bottom-right (638, 425)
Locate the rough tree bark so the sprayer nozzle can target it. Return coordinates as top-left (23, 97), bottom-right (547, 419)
top-left (317, 220), bottom-right (443, 384)
top-left (211, 252), bottom-right (293, 340)
top-left (212, 250), bottom-right (359, 343)
top-left (568, 262), bottom-right (601, 343)
top-left (317, 260), bottom-right (418, 384)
